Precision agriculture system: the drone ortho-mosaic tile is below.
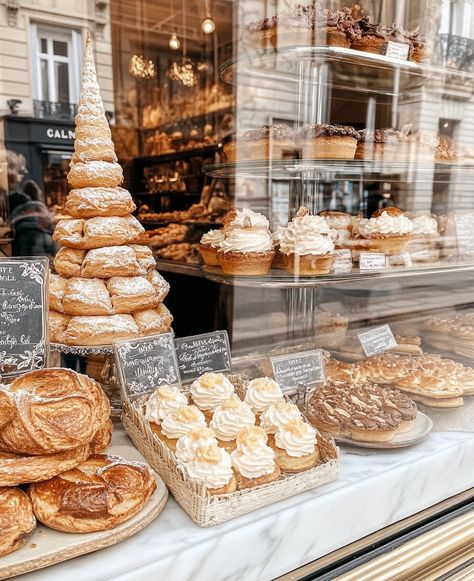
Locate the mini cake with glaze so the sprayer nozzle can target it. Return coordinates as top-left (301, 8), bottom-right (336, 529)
top-left (297, 124), bottom-right (359, 160)
top-left (221, 124), bottom-right (296, 162)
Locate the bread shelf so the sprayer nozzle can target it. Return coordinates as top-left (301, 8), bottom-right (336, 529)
top-left (202, 158), bottom-right (474, 181)
top-left (220, 46), bottom-right (474, 94)
top-left (201, 260), bottom-right (474, 288)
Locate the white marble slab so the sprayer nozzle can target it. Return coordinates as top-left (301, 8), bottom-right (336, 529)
top-left (14, 428), bottom-right (474, 581)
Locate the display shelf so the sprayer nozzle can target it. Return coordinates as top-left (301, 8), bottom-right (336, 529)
top-left (135, 145), bottom-right (218, 165)
top-left (201, 260), bottom-right (474, 288)
top-left (203, 158), bottom-right (474, 180)
top-left (220, 45), bottom-right (474, 92)
top-left (139, 106), bottom-right (233, 132)
top-left (155, 259), bottom-right (204, 276)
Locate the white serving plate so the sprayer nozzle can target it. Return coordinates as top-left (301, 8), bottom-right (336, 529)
top-left (336, 412), bottom-right (433, 449)
top-left (0, 442), bottom-right (168, 580)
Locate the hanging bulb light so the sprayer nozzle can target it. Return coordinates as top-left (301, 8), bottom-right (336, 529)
top-left (201, 0), bottom-right (215, 34)
top-left (169, 33), bottom-right (180, 50)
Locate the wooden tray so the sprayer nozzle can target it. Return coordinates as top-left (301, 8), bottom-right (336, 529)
top-left (0, 443), bottom-right (168, 580)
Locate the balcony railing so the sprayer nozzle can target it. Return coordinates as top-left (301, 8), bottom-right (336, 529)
top-left (33, 100), bottom-right (77, 121)
top-left (439, 33), bottom-right (474, 73)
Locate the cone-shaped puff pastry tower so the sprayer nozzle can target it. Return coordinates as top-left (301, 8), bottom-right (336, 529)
top-left (50, 35), bottom-right (173, 346)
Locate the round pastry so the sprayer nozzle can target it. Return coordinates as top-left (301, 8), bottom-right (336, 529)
top-left (53, 216), bottom-right (144, 250)
top-left (28, 454), bottom-right (157, 533)
top-left (67, 161), bottom-right (124, 189)
top-left (62, 277), bottom-right (114, 316)
top-left (145, 385), bottom-right (188, 425)
top-left (0, 487), bottom-right (36, 557)
top-left (297, 124), bottom-right (360, 160)
top-left (348, 208), bottom-right (414, 255)
top-left (65, 187), bottom-right (136, 218)
top-left (244, 377), bottom-right (284, 414)
top-left (0, 444), bottom-right (90, 486)
top-left (175, 427), bottom-right (218, 464)
top-left (274, 419), bottom-right (319, 472)
top-left (0, 369), bottom-right (110, 455)
top-left (199, 229), bottom-right (224, 267)
top-left (49, 311), bottom-right (71, 343)
top-left (89, 419), bottom-right (113, 453)
top-left (58, 314), bottom-right (140, 346)
top-left (180, 443), bottom-right (236, 495)
top-left (231, 426), bottom-right (280, 490)
top-left (190, 372), bottom-right (235, 418)
top-left (209, 395), bottom-right (256, 451)
top-left (152, 405), bottom-right (207, 452)
top-left (0, 389), bottom-right (15, 429)
top-left (221, 125), bottom-right (296, 162)
top-left (132, 304), bottom-right (173, 336)
top-left (49, 273), bottom-right (67, 312)
top-left (53, 247), bottom-right (86, 278)
top-left (260, 400), bottom-right (302, 434)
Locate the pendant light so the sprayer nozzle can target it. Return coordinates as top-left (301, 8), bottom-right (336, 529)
top-left (168, 0), bottom-right (180, 50)
top-left (201, 0), bottom-right (215, 34)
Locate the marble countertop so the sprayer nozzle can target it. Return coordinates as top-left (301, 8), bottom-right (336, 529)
top-left (15, 427), bottom-right (474, 581)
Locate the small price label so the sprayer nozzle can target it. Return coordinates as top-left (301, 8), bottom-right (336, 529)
top-left (390, 252), bottom-right (413, 268)
top-left (383, 41), bottom-right (410, 60)
top-left (175, 330), bottom-right (231, 382)
top-left (359, 252), bottom-right (387, 271)
top-left (271, 350), bottom-right (325, 394)
top-left (333, 249), bottom-right (353, 273)
top-left (454, 214), bottom-right (474, 255)
top-left (357, 325), bottom-right (397, 357)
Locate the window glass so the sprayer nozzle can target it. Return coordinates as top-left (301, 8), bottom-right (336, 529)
top-left (40, 38), bottom-right (47, 54)
top-left (55, 61), bottom-right (70, 102)
top-left (53, 40), bottom-right (68, 57)
top-left (40, 58), bottom-right (49, 101)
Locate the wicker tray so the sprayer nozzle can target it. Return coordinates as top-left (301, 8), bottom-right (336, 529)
top-left (122, 395), bottom-right (339, 527)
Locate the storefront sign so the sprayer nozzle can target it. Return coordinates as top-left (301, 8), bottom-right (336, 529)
top-left (454, 214), bottom-right (474, 255)
top-left (114, 333), bottom-right (180, 399)
top-left (0, 258), bottom-right (48, 376)
top-left (271, 350), bottom-right (325, 393)
top-left (357, 324), bottom-right (397, 357)
top-left (332, 249), bottom-right (353, 273)
top-left (175, 331), bottom-right (231, 382)
top-left (359, 252), bottom-right (387, 271)
top-left (383, 41), bottom-right (410, 60)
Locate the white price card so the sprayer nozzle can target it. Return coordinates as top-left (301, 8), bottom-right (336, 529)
top-left (384, 41), bottom-right (410, 60)
top-left (359, 252), bottom-right (387, 271)
top-left (357, 325), bottom-right (397, 357)
top-left (271, 350), bottom-right (325, 394)
top-left (454, 213), bottom-right (474, 255)
top-left (332, 249), bottom-right (353, 273)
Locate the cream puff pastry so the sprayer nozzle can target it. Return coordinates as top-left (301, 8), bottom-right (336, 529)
top-left (65, 187), bottom-right (136, 218)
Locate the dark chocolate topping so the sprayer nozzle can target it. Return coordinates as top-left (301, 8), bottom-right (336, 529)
top-left (221, 124), bottom-right (294, 146)
top-left (297, 123), bottom-right (360, 140)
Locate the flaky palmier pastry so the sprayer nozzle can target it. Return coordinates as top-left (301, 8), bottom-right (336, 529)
top-left (49, 311), bottom-right (71, 342)
top-left (89, 419), bottom-right (113, 453)
top-left (58, 314), bottom-right (140, 346)
top-left (49, 273), bottom-right (67, 312)
top-left (62, 277), bottom-right (113, 316)
top-left (53, 216), bottom-right (144, 250)
top-left (0, 369), bottom-right (110, 455)
top-left (67, 160), bottom-right (123, 189)
top-left (0, 388), bottom-right (15, 429)
top-left (106, 276), bottom-right (157, 313)
top-left (133, 304), bottom-right (173, 336)
top-left (0, 487), bottom-right (36, 557)
top-left (0, 445), bottom-right (90, 486)
top-left (70, 36), bottom-right (116, 165)
top-left (53, 247), bottom-right (86, 277)
top-left (28, 454), bottom-right (157, 533)
top-left (65, 187), bottom-right (136, 218)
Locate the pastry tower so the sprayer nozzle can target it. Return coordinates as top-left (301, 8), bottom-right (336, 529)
top-left (49, 36), bottom-right (173, 346)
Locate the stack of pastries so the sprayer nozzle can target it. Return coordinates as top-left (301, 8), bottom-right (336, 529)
top-left (144, 373), bottom-right (321, 494)
top-left (0, 368), bottom-right (157, 556)
top-left (50, 37), bottom-right (172, 346)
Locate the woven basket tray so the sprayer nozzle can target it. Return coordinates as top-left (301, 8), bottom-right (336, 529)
top-left (122, 394), bottom-right (339, 527)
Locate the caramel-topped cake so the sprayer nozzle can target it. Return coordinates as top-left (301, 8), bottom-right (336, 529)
top-left (305, 382), bottom-right (417, 443)
top-left (210, 395), bottom-right (255, 451)
top-left (190, 372), bottom-right (235, 414)
top-left (181, 443), bottom-right (236, 495)
top-left (231, 426), bottom-right (280, 489)
top-left (274, 418), bottom-right (319, 472)
top-left (175, 427), bottom-right (218, 464)
top-left (145, 385), bottom-right (188, 425)
top-left (152, 405), bottom-right (207, 452)
top-left (244, 377), bottom-right (284, 414)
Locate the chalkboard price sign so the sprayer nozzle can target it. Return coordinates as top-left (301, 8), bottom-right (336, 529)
top-left (175, 331), bottom-right (231, 382)
top-left (0, 258), bottom-right (48, 376)
top-left (271, 350), bottom-right (325, 394)
top-left (114, 332), bottom-right (181, 399)
top-left (357, 325), bottom-right (397, 357)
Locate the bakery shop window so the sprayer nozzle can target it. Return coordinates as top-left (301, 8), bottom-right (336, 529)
top-left (31, 24), bottom-right (82, 119)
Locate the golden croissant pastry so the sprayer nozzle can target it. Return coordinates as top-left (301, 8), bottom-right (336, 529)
top-left (89, 419), bottom-right (113, 454)
top-left (0, 444), bottom-right (90, 486)
top-left (53, 216), bottom-right (144, 249)
top-left (0, 369), bottom-right (110, 455)
top-left (58, 314), bottom-right (140, 346)
top-left (28, 454), bottom-right (157, 533)
top-left (0, 487), bottom-right (36, 557)
top-left (65, 187), bottom-right (136, 218)
top-left (0, 389), bottom-right (15, 429)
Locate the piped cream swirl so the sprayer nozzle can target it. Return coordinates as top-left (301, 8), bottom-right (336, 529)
top-left (358, 211), bottom-right (414, 238)
top-left (200, 229), bottom-right (224, 247)
top-left (175, 427), bottom-right (218, 464)
top-left (145, 385), bottom-right (188, 424)
top-left (210, 395), bottom-right (255, 441)
top-left (231, 426), bottom-right (276, 478)
top-left (190, 372), bottom-right (235, 411)
top-left (161, 405), bottom-right (206, 439)
top-left (275, 419), bottom-right (317, 457)
top-left (182, 444), bottom-right (234, 489)
top-left (260, 401), bottom-right (302, 434)
top-left (244, 378), bottom-right (284, 413)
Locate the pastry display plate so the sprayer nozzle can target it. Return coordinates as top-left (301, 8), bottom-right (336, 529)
top-left (336, 412), bottom-right (433, 449)
top-left (202, 159), bottom-right (474, 181)
top-left (50, 342), bottom-right (115, 356)
top-left (0, 441), bottom-right (168, 580)
top-left (202, 261), bottom-right (474, 288)
top-left (220, 45), bottom-right (474, 91)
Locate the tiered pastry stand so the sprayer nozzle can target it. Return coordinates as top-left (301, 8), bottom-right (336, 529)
top-left (50, 342), bottom-right (122, 415)
top-left (203, 45), bottom-right (474, 340)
